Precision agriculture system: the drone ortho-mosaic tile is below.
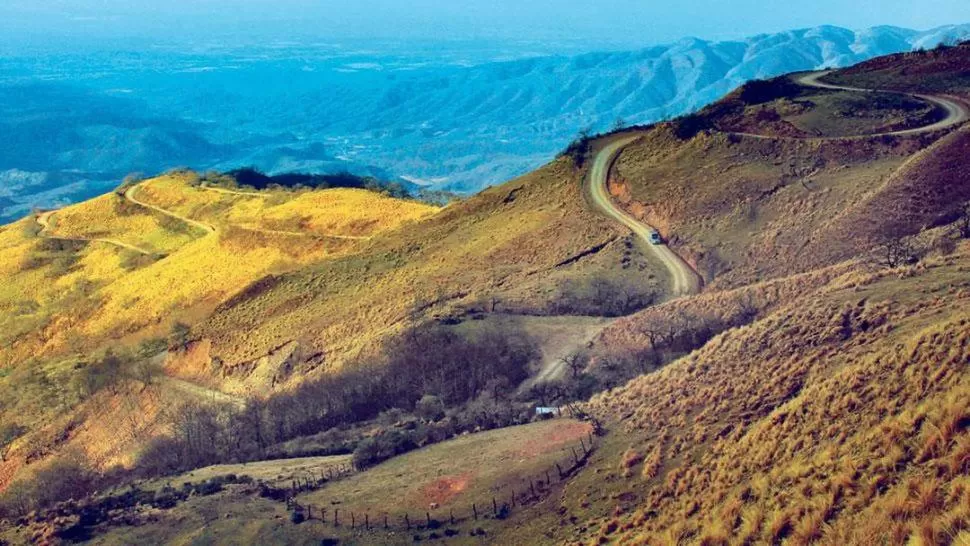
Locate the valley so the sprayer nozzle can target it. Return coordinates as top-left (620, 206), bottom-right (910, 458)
top-left (4, 24), bottom-right (970, 224)
top-left (2, 42), bottom-right (970, 546)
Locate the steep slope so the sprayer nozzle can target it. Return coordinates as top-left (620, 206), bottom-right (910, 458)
top-left (574, 246), bottom-right (970, 545)
top-left (604, 48), bottom-right (970, 290)
top-left (489, 44), bottom-right (970, 546)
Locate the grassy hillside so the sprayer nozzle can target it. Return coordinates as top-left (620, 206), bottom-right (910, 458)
top-left (572, 243), bottom-right (970, 545)
top-left (0, 177), bottom-right (440, 495)
top-left (826, 41), bottom-right (970, 97)
top-left (608, 79), bottom-right (960, 289)
top-left (0, 174), bottom-right (437, 366)
top-left (193, 159), bottom-right (665, 385)
top-left (3, 46), bottom-right (970, 546)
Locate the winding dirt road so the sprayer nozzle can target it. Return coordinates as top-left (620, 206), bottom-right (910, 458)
top-left (586, 71), bottom-right (969, 299)
top-left (586, 137), bottom-right (704, 297)
top-left (125, 185), bottom-right (217, 235)
top-left (796, 71), bottom-right (969, 136)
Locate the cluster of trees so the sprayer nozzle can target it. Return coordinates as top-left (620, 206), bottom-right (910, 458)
top-left (527, 299), bottom-right (762, 406)
top-left (737, 77), bottom-right (803, 105)
top-left (550, 276), bottom-right (655, 317)
top-left (204, 168), bottom-right (412, 199)
top-left (0, 454), bottom-right (100, 518)
top-left (136, 322), bottom-right (539, 477)
top-left (351, 397), bottom-right (535, 469)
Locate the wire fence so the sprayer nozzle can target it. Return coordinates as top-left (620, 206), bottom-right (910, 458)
top-left (283, 430), bottom-right (599, 534)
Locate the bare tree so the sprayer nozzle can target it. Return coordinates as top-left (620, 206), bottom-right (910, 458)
top-left (639, 324), bottom-right (665, 351)
top-left (736, 292), bottom-right (760, 322)
top-left (560, 353), bottom-right (585, 379)
top-left (875, 235), bottom-right (918, 269)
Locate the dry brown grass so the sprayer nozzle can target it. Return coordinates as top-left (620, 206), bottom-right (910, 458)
top-left (583, 244), bottom-right (970, 544)
top-left (610, 91), bottom-right (957, 291)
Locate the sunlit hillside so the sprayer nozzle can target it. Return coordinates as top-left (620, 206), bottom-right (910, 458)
top-left (0, 174), bottom-right (438, 363)
top-left (2, 43), bottom-right (970, 546)
top-left (0, 178), bottom-right (439, 494)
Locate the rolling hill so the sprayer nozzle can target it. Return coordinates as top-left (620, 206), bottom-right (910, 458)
top-left (2, 41), bottom-right (970, 546)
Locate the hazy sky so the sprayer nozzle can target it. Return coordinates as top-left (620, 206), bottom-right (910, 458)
top-left (3, 0), bottom-right (970, 47)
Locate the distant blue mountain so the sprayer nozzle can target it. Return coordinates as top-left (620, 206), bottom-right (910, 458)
top-left (1, 23), bottom-right (968, 222)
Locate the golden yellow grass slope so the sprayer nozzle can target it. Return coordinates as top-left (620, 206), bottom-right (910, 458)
top-left (580, 245), bottom-right (970, 545)
top-left (135, 173), bottom-right (436, 237)
top-left (0, 179), bottom-right (439, 491)
top-left (0, 175), bottom-right (437, 366)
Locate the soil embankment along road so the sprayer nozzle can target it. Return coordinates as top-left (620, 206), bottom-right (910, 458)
top-left (36, 210), bottom-right (154, 255)
top-left (587, 137), bottom-right (704, 298)
top-left (587, 72), bottom-right (969, 299)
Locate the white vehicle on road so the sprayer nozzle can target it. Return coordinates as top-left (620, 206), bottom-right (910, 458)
top-left (648, 229), bottom-right (663, 245)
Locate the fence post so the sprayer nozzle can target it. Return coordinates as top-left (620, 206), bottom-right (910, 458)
top-left (588, 431), bottom-right (594, 446)
top-left (365, 513), bottom-right (369, 530)
top-left (426, 512), bottom-right (431, 527)
top-left (493, 497), bottom-right (498, 516)
top-left (572, 446), bottom-right (580, 464)
top-left (405, 514), bottom-right (410, 530)
top-left (334, 508), bottom-right (339, 527)
top-left (580, 437), bottom-right (587, 453)
top-left (307, 505), bottom-right (312, 520)
top-left (530, 479), bottom-right (536, 498)
top-left (473, 503), bottom-right (478, 520)
top-left (511, 489), bottom-right (516, 508)
top-left (351, 512), bottom-right (355, 530)
top-left (545, 470), bottom-right (550, 486)
top-left (556, 463), bottom-right (564, 479)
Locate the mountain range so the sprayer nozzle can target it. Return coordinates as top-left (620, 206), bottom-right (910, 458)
top-left (1, 23), bottom-right (969, 222)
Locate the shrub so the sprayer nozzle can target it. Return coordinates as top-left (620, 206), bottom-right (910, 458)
top-left (560, 128), bottom-right (593, 168)
top-left (168, 321), bottom-right (192, 351)
top-left (552, 277), bottom-right (654, 317)
top-left (874, 235), bottom-right (920, 268)
top-left (114, 173), bottom-right (144, 197)
top-left (416, 395), bottom-right (445, 421)
top-left (0, 455), bottom-right (100, 517)
top-left (290, 509), bottom-right (305, 524)
top-left (0, 423), bottom-right (26, 461)
top-left (738, 78), bottom-right (802, 105)
top-left (670, 114), bottom-right (713, 140)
